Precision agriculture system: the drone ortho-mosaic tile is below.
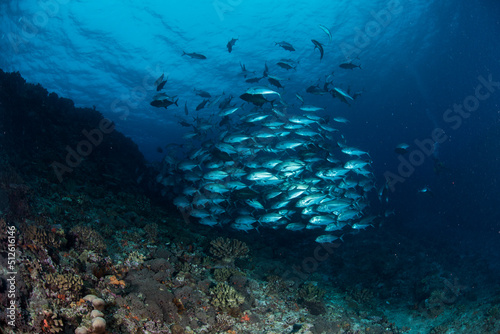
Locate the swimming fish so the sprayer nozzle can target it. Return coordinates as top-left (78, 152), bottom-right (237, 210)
top-left (275, 41), bottom-right (295, 51)
top-left (276, 61), bottom-right (295, 70)
top-left (182, 51), bottom-right (207, 59)
top-left (196, 99), bottom-right (210, 111)
top-left (311, 39), bottom-right (324, 60)
top-left (394, 143), bottom-right (410, 154)
top-left (227, 38), bottom-right (238, 53)
top-left (339, 62), bottom-right (362, 70)
top-left (156, 79), bottom-right (167, 91)
top-left (318, 24), bottom-right (332, 44)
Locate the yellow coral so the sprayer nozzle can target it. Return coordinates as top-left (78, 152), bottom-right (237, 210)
top-left (210, 282), bottom-right (245, 310)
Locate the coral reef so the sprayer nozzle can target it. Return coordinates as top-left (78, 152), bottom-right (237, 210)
top-left (0, 71), bottom-right (498, 334)
top-left (213, 267), bottom-right (244, 282)
top-left (21, 224), bottom-right (63, 250)
top-left (209, 282), bottom-right (245, 311)
top-left (33, 310), bottom-right (64, 333)
top-left (209, 237), bottom-right (249, 265)
top-left (69, 225), bottom-right (107, 253)
top-left (298, 282), bottom-right (326, 316)
top-left (44, 273), bottom-right (84, 302)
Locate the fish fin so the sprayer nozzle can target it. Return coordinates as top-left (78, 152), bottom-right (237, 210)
top-left (182, 51), bottom-right (186, 56)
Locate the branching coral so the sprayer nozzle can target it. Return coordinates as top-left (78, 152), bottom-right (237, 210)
top-left (210, 282), bottom-right (245, 311)
top-left (45, 273), bottom-right (83, 300)
top-left (70, 225), bottom-right (106, 252)
top-left (298, 282), bottom-right (325, 302)
top-left (209, 237), bottom-right (249, 265)
top-left (22, 224), bottom-right (63, 249)
top-left (298, 282), bottom-right (326, 316)
top-left (33, 310), bottom-right (64, 333)
top-left (214, 268), bottom-right (245, 282)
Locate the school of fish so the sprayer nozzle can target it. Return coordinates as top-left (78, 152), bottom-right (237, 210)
top-left (153, 25), bottom-right (379, 243)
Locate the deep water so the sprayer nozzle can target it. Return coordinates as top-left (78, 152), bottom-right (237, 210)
top-left (1, 0), bottom-right (500, 333)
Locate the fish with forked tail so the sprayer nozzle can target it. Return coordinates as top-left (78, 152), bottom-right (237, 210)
top-left (311, 39), bottom-right (324, 60)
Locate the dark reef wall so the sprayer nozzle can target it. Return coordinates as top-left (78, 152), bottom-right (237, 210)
top-left (0, 70), bottom-right (151, 191)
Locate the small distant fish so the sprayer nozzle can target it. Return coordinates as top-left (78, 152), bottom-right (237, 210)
top-left (341, 147), bottom-right (370, 157)
top-left (178, 120), bottom-right (191, 127)
top-left (182, 51), bottom-right (207, 59)
top-left (263, 62), bottom-right (269, 77)
top-left (286, 223), bottom-right (306, 231)
top-left (275, 41), bottom-right (295, 51)
top-left (246, 77), bottom-right (263, 83)
top-left (296, 93), bottom-right (304, 104)
top-left (219, 107), bottom-right (239, 117)
top-left (306, 85), bottom-right (327, 95)
top-left (344, 159), bottom-right (371, 170)
top-left (339, 62), bottom-right (362, 70)
top-left (218, 95), bottom-right (233, 109)
top-left (246, 86), bottom-right (281, 97)
top-left (154, 73), bottom-right (164, 87)
top-left (194, 89), bottom-right (211, 98)
top-left (417, 186), bottom-right (433, 196)
top-left (351, 222), bottom-right (373, 230)
top-left (311, 39), bottom-right (324, 60)
top-left (268, 77), bottom-right (283, 89)
top-left (276, 62), bottom-right (295, 70)
top-left (209, 93), bottom-right (225, 108)
top-left (184, 102), bottom-right (189, 115)
top-left (150, 98), bottom-right (178, 109)
top-left (239, 62), bottom-right (255, 77)
top-left (196, 99), bottom-right (210, 111)
top-left (333, 87), bottom-right (354, 101)
top-left (394, 143), bottom-right (410, 154)
top-left (315, 234), bottom-right (343, 243)
top-left (300, 105), bottom-right (324, 112)
top-left (239, 93), bottom-right (270, 107)
top-left (333, 117), bottom-right (349, 123)
top-left (384, 209), bottom-right (395, 217)
top-left (156, 146), bottom-right (163, 153)
top-left (156, 79), bottom-right (167, 91)
top-left (227, 38), bottom-right (237, 53)
top-left (318, 24), bottom-right (332, 44)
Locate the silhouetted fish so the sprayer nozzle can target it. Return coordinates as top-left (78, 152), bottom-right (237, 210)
top-left (227, 38), bottom-right (237, 53)
top-left (275, 41), bottom-right (295, 51)
top-left (311, 39), bottom-right (324, 60)
top-left (182, 51), bottom-right (207, 59)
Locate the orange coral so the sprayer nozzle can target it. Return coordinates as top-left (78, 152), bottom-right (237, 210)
top-left (108, 275), bottom-right (126, 288)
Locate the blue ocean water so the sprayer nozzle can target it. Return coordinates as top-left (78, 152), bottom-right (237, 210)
top-left (3, 0), bottom-right (498, 241)
top-left (1, 0), bottom-right (500, 332)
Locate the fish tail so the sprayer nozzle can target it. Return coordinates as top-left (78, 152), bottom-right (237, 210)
top-left (182, 51), bottom-right (186, 56)
top-left (174, 98), bottom-right (179, 107)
